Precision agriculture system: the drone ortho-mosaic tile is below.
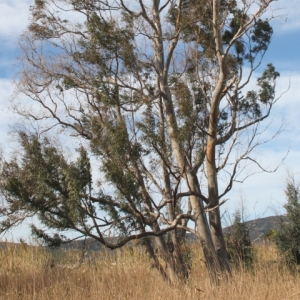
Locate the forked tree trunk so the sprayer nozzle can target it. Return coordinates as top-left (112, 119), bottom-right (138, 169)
top-left (159, 84), bottom-right (230, 280)
top-left (185, 172), bottom-right (230, 281)
top-left (206, 0), bottom-right (231, 274)
top-left (152, 0), bottom-right (230, 281)
top-left (158, 93), bottom-right (189, 281)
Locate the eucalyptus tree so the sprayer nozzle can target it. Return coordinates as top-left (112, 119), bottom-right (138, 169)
top-left (0, 0), bottom-right (280, 283)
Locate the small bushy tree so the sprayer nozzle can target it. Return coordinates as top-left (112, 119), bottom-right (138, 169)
top-left (225, 211), bottom-right (253, 268)
top-left (275, 178), bottom-right (300, 266)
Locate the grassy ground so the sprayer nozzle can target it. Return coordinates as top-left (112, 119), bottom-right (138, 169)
top-left (0, 242), bottom-right (299, 299)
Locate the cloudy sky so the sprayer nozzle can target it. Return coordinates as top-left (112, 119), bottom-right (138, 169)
top-left (0, 0), bottom-right (300, 240)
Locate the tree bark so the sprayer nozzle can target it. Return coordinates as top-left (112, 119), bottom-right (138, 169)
top-left (158, 95), bottom-right (189, 281)
top-left (203, 0), bottom-right (230, 273)
top-left (206, 135), bottom-right (231, 272)
top-left (143, 237), bottom-right (169, 281)
top-left (186, 172), bottom-right (228, 281)
top-left (152, 223), bottom-right (185, 284)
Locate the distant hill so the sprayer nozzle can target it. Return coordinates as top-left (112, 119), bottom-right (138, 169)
top-left (0, 215), bottom-right (288, 251)
top-left (59, 215), bottom-right (289, 251)
top-left (223, 215), bottom-right (289, 243)
top-left (60, 237), bottom-right (114, 252)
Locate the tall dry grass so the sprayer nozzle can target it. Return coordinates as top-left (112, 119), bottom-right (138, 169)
top-left (0, 242), bottom-right (299, 300)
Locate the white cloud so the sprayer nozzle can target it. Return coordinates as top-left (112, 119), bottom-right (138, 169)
top-left (0, 79), bottom-right (20, 152)
top-left (275, 72), bottom-right (300, 106)
top-left (268, 0), bottom-right (300, 32)
top-left (0, 78), bottom-right (15, 126)
top-left (0, 0), bottom-right (33, 38)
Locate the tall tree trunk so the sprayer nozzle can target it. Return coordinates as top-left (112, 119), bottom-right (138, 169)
top-left (153, 0), bottom-right (229, 281)
top-left (205, 0), bottom-right (231, 274)
top-left (186, 172), bottom-right (227, 281)
top-left (159, 71), bottom-right (229, 280)
top-left (206, 96), bottom-right (231, 273)
top-left (158, 95), bottom-right (189, 281)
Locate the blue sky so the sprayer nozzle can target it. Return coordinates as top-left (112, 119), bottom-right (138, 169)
top-left (0, 0), bottom-right (300, 240)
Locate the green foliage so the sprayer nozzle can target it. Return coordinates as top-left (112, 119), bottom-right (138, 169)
top-left (264, 229), bottom-right (279, 242)
top-left (31, 225), bottom-right (67, 248)
top-left (257, 63), bottom-right (280, 104)
top-left (239, 63), bottom-right (279, 119)
top-left (0, 133), bottom-right (93, 240)
top-left (275, 179), bottom-right (300, 266)
top-left (82, 13), bottom-right (136, 72)
top-left (251, 19), bottom-right (273, 53)
top-left (0, 131), bottom-right (147, 244)
top-left (225, 212), bottom-right (253, 269)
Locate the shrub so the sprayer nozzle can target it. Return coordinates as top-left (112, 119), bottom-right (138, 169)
top-left (275, 178), bottom-right (300, 266)
top-left (225, 211), bottom-right (253, 269)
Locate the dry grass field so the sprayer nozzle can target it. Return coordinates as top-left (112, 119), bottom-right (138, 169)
top-left (0, 242), bottom-right (299, 300)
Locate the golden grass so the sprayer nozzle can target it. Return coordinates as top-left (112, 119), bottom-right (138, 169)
top-left (0, 242), bottom-right (299, 300)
